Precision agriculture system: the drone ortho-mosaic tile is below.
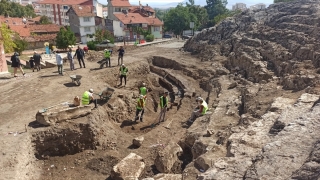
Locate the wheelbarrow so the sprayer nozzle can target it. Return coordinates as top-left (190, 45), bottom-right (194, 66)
top-left (70, 75), bottom-right (82, 86)
top-left (96, 87), bottom-right (115, 101)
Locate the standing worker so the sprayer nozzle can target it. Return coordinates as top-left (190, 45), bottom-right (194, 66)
top-left (74, 46), bottom-right (86, 68)
top-left (82, 89), bottom-right (97, 108)
top-left (134, 95), bottom-right (146, 122)
top-left (187, 98), bottom-right (208, 123)
top-left (119, 64), bottom-right (128, 86)
top-left (139, 83), bottom-right (148, 98)
top-left (117, 46), bottom-right (125, 66)
top-left (67, 48), bottom-right (75, 71)
top-left (33, 51), bottom-right (42, 72)
top-left (56, 53), bottom-right (63, 75)
top-left (11, 52), bottom-right (25, 77)
top-left (159, 92), bottom-right (169, 123)
top-left (103, 49), bottom-right (111, 68)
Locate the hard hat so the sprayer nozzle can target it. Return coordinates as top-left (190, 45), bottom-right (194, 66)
top-left (139, 95), bottom-right (144, 99)
top-left (104, 49), bottom-right (108, 52)
top-left (122, 64), bottom-right (125, 67)
top-left (142, 83), bottom-right (146, 86)
top-left (89, 89), bottom-right (94, 93)
top-left (196, 97), bottom-right (202, 101)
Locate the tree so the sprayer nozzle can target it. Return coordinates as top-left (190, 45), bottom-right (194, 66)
top-left (0, 0), bottom-right (36, 18)
top-left (186, 0), bottom-right (209, 30)
top-left (55, 27), bottom-right (76, 49)
top-left (274, 0), bottom-right (294, 3)
top-left (39, 16), bottom-right (51, 24)
top-left (94, 29), bottom-right (114, 43)
top-left (164, 4), bottom-right (197, 35)
top-left (213, 10), bottom-right (241, 24)
top-left (13, 39), bottom-right (28, 55)
top-left (0, 23), bottom-right (16, 53)
top-left (155, 8), bottom-right (168, 20)
top-left (205, 0), bottom-right (228, 20)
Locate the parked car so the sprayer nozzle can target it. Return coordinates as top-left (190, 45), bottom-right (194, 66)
top-left (163, 34), bottom-right (172, 38)
top-left (182, 35), bottom-right (192, 40)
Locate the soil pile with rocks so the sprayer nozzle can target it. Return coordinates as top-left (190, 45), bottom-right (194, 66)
top-left (184, 0), bottom-right (320, 91)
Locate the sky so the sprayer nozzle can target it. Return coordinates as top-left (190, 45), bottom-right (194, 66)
top-left (123, 0), bottom-right (274, 9)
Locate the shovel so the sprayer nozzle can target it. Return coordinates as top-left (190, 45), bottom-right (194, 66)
top-left (164, 118), bottom-right (173, 129)
top-left (39, 102), bottom-right (69, 113)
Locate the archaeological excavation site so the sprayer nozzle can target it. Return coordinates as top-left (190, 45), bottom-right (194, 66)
top-left (1, 0), bottom-right (320, 179)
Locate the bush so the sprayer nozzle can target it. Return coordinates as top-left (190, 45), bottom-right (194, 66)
top-left (87, 41), bottom-right (97, 50)
top-left (13, 39), bottom-right (28, 55)
top-left (145, 34), bottom-right (154, 42)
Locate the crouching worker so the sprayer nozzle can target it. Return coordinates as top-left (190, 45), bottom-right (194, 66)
top-left (187, 97), bottom-right (208, 123)
top-left (82, 89), bottom-right (97, 108)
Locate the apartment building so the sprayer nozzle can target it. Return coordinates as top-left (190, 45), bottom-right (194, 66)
top-left (250, 3), bottom-right (267, 10)
top-left (232, 3), bottom-right (247, 11)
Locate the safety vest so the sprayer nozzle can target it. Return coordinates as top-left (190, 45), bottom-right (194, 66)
top-left (120, 67), bottom-right (128, 75)
top-left (160, 96), bottom-right (168, 108)
top-left (136, 98), bottom-right (145, 110)
top-left (140, 87), bottom-right (147, 95)
top-left (104, 51), bottom-right (111, 58)
top-left (82, 91), bottom-right (90, 105)
top-left (201, 101), bottom-right (208, 115)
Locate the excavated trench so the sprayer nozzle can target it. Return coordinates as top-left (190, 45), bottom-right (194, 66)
top-left (32, 122), bottom-right (96, 160)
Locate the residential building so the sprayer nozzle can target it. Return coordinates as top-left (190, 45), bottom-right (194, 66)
top-left (37, 0), bottom-right (88, 26)
top-left (107, 0), bottom-right (163, 39)
top-left (66, 5), bottom-right (96, 43)
top-left (0, 33), bottom-right (8, 74)
top-left (103, 7), bottom-right (108, 18)
top-left (250, 3), bottom-right (266, 10)
top-left (80, 0), bottom-right (104, 17)
top-left (232, 3), bottom-right (247, 11)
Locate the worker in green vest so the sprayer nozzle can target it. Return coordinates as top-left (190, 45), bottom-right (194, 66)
top-left (159, 92), bottom-right (169, 123)
top-left (188, 97), bottom-right (208, 123)
top-left (135, 95), bottom-right (146, 122)
top-left (139, 83), bottom-right (148, 98)
top-left (102, 49), bottom-right (111, 68)
top-left (119, 64), bottom-right (128, 86)
top-left (82, 89), bottom-right (97, 108)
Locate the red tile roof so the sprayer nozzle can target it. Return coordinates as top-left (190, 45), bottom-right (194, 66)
top-left (129, 6), bottom-right (155, 13)
top-left (24, 34), bottom-right (57, 42)
top-left (0, 16), bottom-right (27, 25)
top-left (29, 24), bottom-right (61, 33)
top-left (37, 0), bottom-right (89, 5)
top-left (8, 25), bottom-right (31, 37)
top-left (67, 5), bottom-right (95, 17)
top-left (110, 0), bottom-right (131, 7)
top-left (144, 17), bottom-right (163, 26)
top-left (32, 16), bottom-right (41, 22)
top-left (114, 13), bottom-right (148, 24)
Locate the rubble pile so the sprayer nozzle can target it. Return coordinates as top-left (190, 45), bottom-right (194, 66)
top-left (184, 0), bottom-right (320, 91)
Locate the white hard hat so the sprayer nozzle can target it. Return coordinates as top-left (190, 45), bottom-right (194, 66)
top-left (89, 89), bottom-right (93, 93)
top-left (122, 64), bottom-right (125, 66)
top-left (142, 83), bottom-right (146, 86)
top-left (104, 49), bottom-right (108, 52)
top-left (139, 95), bottom-right (144, 99)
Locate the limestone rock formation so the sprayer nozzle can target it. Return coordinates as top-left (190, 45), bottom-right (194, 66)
top-left (132, 136), bottom-right (144, 147)
top-left (111, 153), bottom-right (145, 180)
top-left (154, 142), bottom-right (183, 173)
top-left (184, 0), bottom-right (320, 91)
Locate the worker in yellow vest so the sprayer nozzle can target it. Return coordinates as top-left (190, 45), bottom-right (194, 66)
top-left (119, 64), bottom-right (128, 86)
top-left (159, 92), bottom-right (169, 123)
top-left (134, 95), bottom-right (146, 122)
top-left (187, 97), bottom-right (208, 123)
top-left (139, 83), bottom-right (148, 99)
top-left (82, 89), bottom-right (97, 108)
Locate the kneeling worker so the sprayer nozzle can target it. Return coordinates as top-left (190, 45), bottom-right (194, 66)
top-left (188, 97), bottom-right (208, 123)
top-left (82, 89), bottom-right (97, 108)
top-left (135, 95), bottom-right (146, 122)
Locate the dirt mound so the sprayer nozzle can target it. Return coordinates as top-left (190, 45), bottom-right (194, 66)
top-left (184, 0), bottom-right (320, 91)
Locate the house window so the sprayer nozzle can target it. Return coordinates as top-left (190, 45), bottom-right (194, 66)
top-left (45, 5), bottom-right (50, 8)
top-left (83, 17), bottom-right (91, 22)
top-left (142, 23), bottom-right (147, 28)
top-left (63, 6), bottom-right (68, 10)
top-left (115, 8), bottom-right (121, 12)
top-left (84, 27), bottom-right (91, 32)
top-left (154, 27), bottom-right (160, 31)
top-left (65, 19), bottom-right (69, 23)
top-left (125, 31), bottom-right (130, 37)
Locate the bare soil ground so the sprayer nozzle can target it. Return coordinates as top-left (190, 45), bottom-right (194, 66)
top-left (0, 40), bottom-right (305, 180)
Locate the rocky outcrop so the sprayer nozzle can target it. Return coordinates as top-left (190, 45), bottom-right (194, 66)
top-left (111, 153), bottom-right (145, 180)
top-left (184, 0), bottom-right (320, 91)
top-left (154, 142), bottom-right (183, 173)
top-left (132, 136), bottom-right (144, 147)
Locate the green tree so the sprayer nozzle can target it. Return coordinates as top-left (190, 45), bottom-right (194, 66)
top-left (164, 4), bottom-right (197, 35)
top-left (55, 27), bottom-right (76, 49)
top-left (213, 10), bottom-right (241, 24)
top-left (274, 0), bottom-right (294, 3)
top-left (186, 0), bottom-right (209, 30)
top-left (13, 39), bottom-right (28, 55)
top-left (132, 26), bottom-right (151, 37)
top-left (94, 29), bottom-right (114, 43)
top-left (0, 0), bottom-right (36, 18)
top-left (0, 23), bottom-right (16, 53)
top-left (155, 8), bottom-right (168, 21)
top-left (205, 0), bottom-right (228, 21)
top-left (39, 16), bottom-right (51, 24)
